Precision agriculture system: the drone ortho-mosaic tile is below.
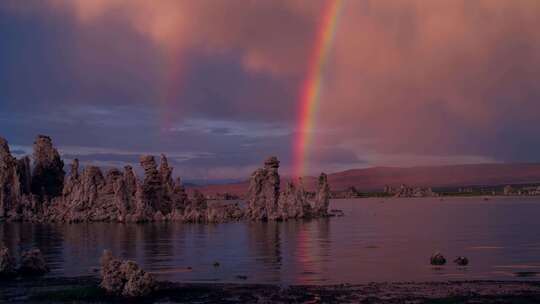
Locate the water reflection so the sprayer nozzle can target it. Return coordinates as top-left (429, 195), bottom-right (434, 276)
top-left (1, 197), bottom-right (540, 284)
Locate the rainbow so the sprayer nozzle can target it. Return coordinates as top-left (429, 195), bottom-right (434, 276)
top-left (293, 0), bottom-right (343, 178)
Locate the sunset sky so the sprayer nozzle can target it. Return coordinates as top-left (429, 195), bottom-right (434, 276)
top-left (1, 0), bottom-right (540, 182)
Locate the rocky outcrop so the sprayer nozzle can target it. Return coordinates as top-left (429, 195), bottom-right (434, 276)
top-left (454, 256), bottom-right (469, 266)
top-left (276, 181), bottom-right (311, 219)
top-left (247, 158), bottom-right (331, 221)
top-left (430, 252), bottom-right (446, 266)
top-left (19, 248), bottom-right (49, 276)
top-left (0, 135), bottom-right (337, 223)
top-left (183, 190), bottom-right (208, 222)
top-left (0, 246), bottom-right (16, 278)
top-left (0, 138), bottom-right (22, 219)
top-left (31, 135), bottom-right (65, 200)
top-left (139, 155), bottom-right (165, 215)
top-left (313, 173), bottom-right (330, 216)
top-left (246, 156), bottom-right (280, 220)
top-left (100, 250), bottom-right (155, 297)
top-left (16, 156), bottom-right (32, 195)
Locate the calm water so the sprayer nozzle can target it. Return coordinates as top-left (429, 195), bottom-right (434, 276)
top-left (2, 197), bottom-right (540, 284)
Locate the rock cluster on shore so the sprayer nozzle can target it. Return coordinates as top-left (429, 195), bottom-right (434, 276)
top-left (0, 135), bottom-right (332, 223)
top-left (100, 250), bottom-right (155, 297)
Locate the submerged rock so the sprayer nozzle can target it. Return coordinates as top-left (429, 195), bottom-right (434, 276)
top-left (454, 256), bottom-right (469, 266)
top-left (0, 246), bottom-right (16, 278)
top-left (430, 252), bottom-right (447, 266)
top-left (19, 248), bottom-right (49, 276)
top-left (100, 250), bottom-right (155, 297)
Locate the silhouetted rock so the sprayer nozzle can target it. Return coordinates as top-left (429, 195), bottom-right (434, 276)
top-left (31, 135), bottom-right (65, 200)
top-left (16, 156), bottom-right (32, 195)
top-left (0, 246), bottom-right (16, 278)
top-left (430, 252), bottom-right (446, 266)
top-left (100, 250), bottom-right (155, 297)
top-left (454, 256), bottom-right (469, 266)
top-left (0, 137), bottom-right (22, 219)
top-left (19, 248), bottom-right (49, 276)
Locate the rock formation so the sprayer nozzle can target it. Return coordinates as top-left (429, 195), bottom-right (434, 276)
top-left (454, 256), bottom-right (469, 266)
top-left (0, 138), bottom-right (22, 219)
top-left (430, 252), bottom-right (446, 266)
top-left (31, 135), bottom-right (65, 200)
top-left (100, 250), bottom-right (155, 297)
top-left (139, 155), bottom-right (165, 216)
top-left (313, 173), bottom-right (330, 216)
top-left (247, 157), bottom-right (331, 221)
top-left (16, 156), bottom-right (32, 195)
top-left (0, 246), bottom-right (16, 278)
top-left (183, 190), bottom-right (208, 222)
top-left (246, 156), bottom-right (281, 220)
top-left (19, 248), bottom-right (49, 276)
top-left (0, 135), bottom-right (336, 223)
top-left (276, 181), bottom-right (311, 219)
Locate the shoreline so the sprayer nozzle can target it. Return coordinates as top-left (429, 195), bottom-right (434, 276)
top-left (2, 276), bottom-right (540, 303)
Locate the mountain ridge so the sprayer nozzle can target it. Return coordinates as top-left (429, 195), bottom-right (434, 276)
top-left (187, 163), bottom-right (540, 195)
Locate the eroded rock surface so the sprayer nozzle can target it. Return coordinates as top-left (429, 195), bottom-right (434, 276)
top-left (246, 157), bottom-right (280, 220)
top-left (0, 135), bottom-right (336, 223)
top-left (100, 250), bottom-right (155, 297)
top-left (0, 138), bottom-right (22, 219)
top-left (313, 173), bottom-right (330, 216)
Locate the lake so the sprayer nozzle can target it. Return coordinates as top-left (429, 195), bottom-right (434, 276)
top-left (1, 197), bottom-right (540, 284)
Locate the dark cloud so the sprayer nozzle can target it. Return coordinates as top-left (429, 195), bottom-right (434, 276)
top-left (1, 0), bottom-right (540, 180)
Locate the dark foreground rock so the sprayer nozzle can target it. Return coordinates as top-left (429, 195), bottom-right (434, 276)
top-left (1, 276), bottom-right (540, 303)
top-left (100, 250), bottom-right (156, 297)
top-left (0, 246), bottom-right (16, 278)
top-left (0, 135), bottom-right (334, 223)
top-left (19, 248), bottom-right (50, 276)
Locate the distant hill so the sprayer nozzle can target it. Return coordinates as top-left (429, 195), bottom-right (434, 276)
top-left (187, 163), bottom-right (540, 196)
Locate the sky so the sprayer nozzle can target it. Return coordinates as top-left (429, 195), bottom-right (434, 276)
top-left (1, 0), bottom-right (540, 182)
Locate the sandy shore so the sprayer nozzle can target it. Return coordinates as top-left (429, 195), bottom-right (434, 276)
top-left (2, 276), bottom-right (540, 303)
